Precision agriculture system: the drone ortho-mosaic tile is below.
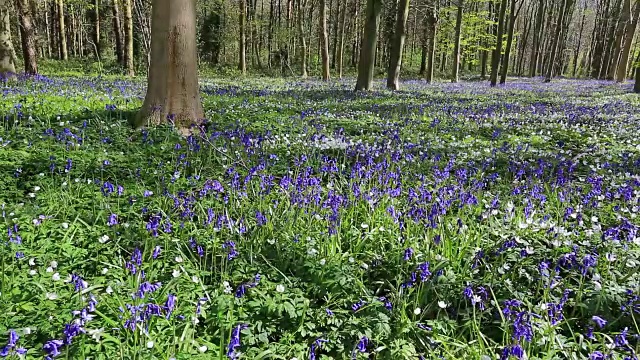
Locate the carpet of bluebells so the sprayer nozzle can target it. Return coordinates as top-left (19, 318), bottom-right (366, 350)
top-left (1, 75), bottom-right (640, 360)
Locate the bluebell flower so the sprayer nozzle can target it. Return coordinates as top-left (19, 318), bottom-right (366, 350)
top-left (152, 246), bottom-right (162, 259)
top-left (226, 324), bottom-right (248, 359)
top-left (403, 247), bottom-right (414, 261)
top-left (164, 294), bottom-right (176, 319)
top-left (309, 338), bottom-right (328, 360)
top-left (43, 339), bottom-right (64, 359)
top-left (589, 351), bottom-right (605, 360)
top-left (107, 213), bottom-right (118, 227)
top-left (592, 315), bottom-right (607, 329)
top-left (356, 336), bottom-right (368, 353)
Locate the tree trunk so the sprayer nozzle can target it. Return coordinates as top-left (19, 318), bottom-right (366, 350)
top-left (297, 0), bottom-right (307, 77)
top-left (319, 0), bottom-right (330, 80)
top-left (616, 0), bottom-right (640, 82)
top-left (92, 0), bottom-right (101, 58)
top-left (451, 0), bottom-right (464, 82)
top-left (112, 0), bottom-right (124, 65)
top-left (490, 0), bottom-right (508, 86)
top-left (124, 0), bottom-right (134, 75)
top-left (529, 0), bottom-right (544, 77)
top-left (136, 0), bottom-right (204, 129)
top-left (609, 0), bottom-right (631, 79)
top-left (544, 0), bottom-right (567, 82)
top-left (386, 0), bottom-right (410, 90)
top-left (573, 1), bottom-right (587, 77)
top-left (634, 52), bottom-right (640, 92)
top-left (499, 0), bottom-right (517, 84)
top-left (239, 0), bottom-right (247, 74)
top-left (57, 0), bottom-right (67, 60)
top-left (0, 0), bottom-right (16, 79)
top-left (355, 0), bottom-right (382, 91)
top-left (331, 0), bottom-right (340, 68)
top-left (337, 0), bottom-right (347, 78)
top-left (15, 0), bottom-right (38, 74)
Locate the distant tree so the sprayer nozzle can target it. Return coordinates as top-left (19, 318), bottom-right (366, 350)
top-left (136, 0), bottom-right (204, 129)
top-left (112, 0), bottom-right (124, 65)
top-left (239, 0), bottom-right (247, 74)
top-left (544, 0), bottom-right (568, 82)
top-left (124, 0), bottom-right (134, 75)
top-left (57, 0), bottom-right (68, 60)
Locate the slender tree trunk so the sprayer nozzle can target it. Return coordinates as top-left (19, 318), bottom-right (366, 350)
top-left (634, 51), bottom-right (640, 91)
top-left (45, 0), bottom-right (52, 58)
top-left (451, 0), bottom-right (464, 82)
top-left (0, 0), bottom-right (17, 78)
top-left (331, 0), bottom-right (340, 68)
top-left (15, 0), bottom-right (38, 74)
top-left (124, 0), bottom-right (134, 76)
top-left (355, 0), bottom-right (382, 91)
top-left (529, 0), bottom-right (544, 77)
top-left (573, 1), bottom-right (587, 77)
top-left (500, 0), bottom-right (518, 84)
top-left (136, 0), bottom-right (204, 129)
top-left (319, 0), bottom-right (330, 80)
top-left (544, 0), bottom-right (567, 82)
top-left (239, 0), bottom-right (247, 74)
top-left (57, 0), bottom-right (67, 60)
top-left (297, 0), bottom-right (307, 77)
top-left (337, 0), bottom-right (348, 78)
top-left (490, 0), bottom-right (508, 86)
top-left (92, 0), bottom-right (101, 57)
top-left (112, 0), bottom-right (124, 65)
top-left (387, 0), bottom-right (410, 90)
top-left (616, 0), bottom-right (640, 81)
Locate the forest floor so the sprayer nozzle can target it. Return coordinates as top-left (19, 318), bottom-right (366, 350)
top-left (0, 76), bottom-right (639, 360)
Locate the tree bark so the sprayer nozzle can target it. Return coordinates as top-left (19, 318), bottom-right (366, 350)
top-left (112, 0), bottom-right (124, 65)
top-left (500, 0), bottom-right (518, 84)
top-left (544, 0), bottom-right (567, 82)
top-left (92, 0), bottom-right (101, 57)
top-left (386, 0), bottom-right (410, 90)
top-left (337, 0), bottom-right (348, 78)
top-left (490, 0), bottom-right (508, 86)
top-left (136, 0), bottom-right (204, 129)
top-left (124, 0), bottom-right (134, 76)
top-left (319, 0), bottom-right (330, 80)
top-left (57, 0), bottom-right (67, 60)
top-left (609, 0), bottom-right (630, 79)
top-left (529, 0), bottom-right (544, 77)
top-left (616, 0), bottom-right (640, 82)
top-left (15, 0), bottom-right (38, 74)
top-left (355, 0), bottom-right (382, 91)
top-left (239, 0), bottom-right (247, 74)
top-left (634, 52), bottom-right (640, 92)
top-left (451, 0), bottom-right (464, 82)
top-left (297, 0), bottom-right (307, 77)
top-left (0, 0), bottom-right (16, 78)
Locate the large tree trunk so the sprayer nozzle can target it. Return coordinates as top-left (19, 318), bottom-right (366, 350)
top-left (544, 0), bottom-right (567, 82)
top-left (124, 0), bottom-right (134, 76)
top-left (451, 0), bottom-right (464, 82)
top-left (499, 0), bottom-right (518, 84)
top-left (15, 0), bottom-right (38, 74)
top-left (136, 0), bottom-right (204, 129)
top-left (0, 0), bottom-right (16, 79)
top-left (616, 0), bottom-right (640, 82)
top-left (319, 0), bottom-right (330, 80)
top-left (609, 0), bottom-right (630, 79)
top-left (239, 0), bottom-right (247, 74)
top-left (355, 0), bottom-right (382, 91)
top-left (57, 0), bottom-right (67, 60)
top-left (112, 0), bottom-right (124, 65)
top-left (386, 0), bottom-right (410, 90)
top-left (490, 0), bottom-right (508, 86)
